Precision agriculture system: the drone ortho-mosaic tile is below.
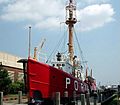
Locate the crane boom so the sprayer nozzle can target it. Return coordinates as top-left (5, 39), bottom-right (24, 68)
top-left (33, 38), bottom-right (46, 60)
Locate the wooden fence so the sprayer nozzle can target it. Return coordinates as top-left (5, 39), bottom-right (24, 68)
top-left (0, 91), bottom-right (99, 105)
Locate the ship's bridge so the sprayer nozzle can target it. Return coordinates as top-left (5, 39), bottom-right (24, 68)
top-left (51, 52), bottom-right (85, 80)
top-left (51, 52), bottom-right (72, 74)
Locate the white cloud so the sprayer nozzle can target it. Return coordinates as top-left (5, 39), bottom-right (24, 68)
top-left (77, 4), bottom-right (115, 31)
top-left (80, 0), bottom-right (109, 4)
top-left (0, 0), bottom-right (114, 31)
top-left (1, 0), bottom-right (64, 21)
top-left (35, 17), bottom-right (60, 29)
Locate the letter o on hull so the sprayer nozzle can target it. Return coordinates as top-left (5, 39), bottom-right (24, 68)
top-left (74, 80), bottom-right (78, 91)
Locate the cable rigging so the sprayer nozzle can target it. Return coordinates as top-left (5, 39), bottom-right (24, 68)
top-left (73, 27), bottom-right (88, 68)
top-left (46, 23), bottom-right (68, 63)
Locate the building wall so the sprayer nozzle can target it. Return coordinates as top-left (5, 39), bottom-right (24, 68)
top-left (0, 52), bottom-right (24, 82)
top-left (0, 52), bottom-right (23, 69)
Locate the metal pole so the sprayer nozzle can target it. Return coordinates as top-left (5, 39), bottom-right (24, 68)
top-left (18, 91), bottom-right (22, 104)
top-left (64, 91), bottom-right (68, 104)
top-left (94, 92), bottom-right (97, 105)
top-left (100, 93), bottom-right (103, 102)
top-left (55, 92), bottom-right (60, 105)
top-left (94, 98), bottom-right (97, 105)
top-left (81, 94), bottom-right (85, 105)
top-left (0, 92), bottom-right (3, 105)
top-left (23, 62), bottom-right (27, 94)
top-left (73, 91), bottom-right (76, 103)
top-left (28, 26), bottom-right (31, 58)
top-left (64, 91), bottom-right (68, 98)
top-left (86, 93), bottom-right (90, 105)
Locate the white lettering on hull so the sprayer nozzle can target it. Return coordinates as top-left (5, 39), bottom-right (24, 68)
top-left (66, 78), bottom-right (71, 88)
top-left (74, 80), bottom-right (78, 91)
top-left (66, 77), bottom-right (79, 91)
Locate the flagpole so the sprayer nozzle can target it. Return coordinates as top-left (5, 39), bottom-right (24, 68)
top-left (28, 26), bottom-right (31, 58)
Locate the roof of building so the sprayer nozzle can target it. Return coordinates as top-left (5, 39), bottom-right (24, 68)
top-left (0, 52), bottom-right (23, 69)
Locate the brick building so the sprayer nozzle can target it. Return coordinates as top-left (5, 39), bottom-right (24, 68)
top-left (0, 52), bottom-right (24, 82)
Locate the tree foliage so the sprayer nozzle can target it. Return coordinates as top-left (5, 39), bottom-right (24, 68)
top-left (9, 81), bottom-right (25, 94)
top-left (0, 67), bottom-right (25, 95)
top-left (0, 68), bottom-right (12, 94)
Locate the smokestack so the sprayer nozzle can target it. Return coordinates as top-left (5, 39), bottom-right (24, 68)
top-left (33, 47), bottom-right (37, 60)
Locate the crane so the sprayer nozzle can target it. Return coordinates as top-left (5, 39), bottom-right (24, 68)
top-left (33, 38), bottom-right (46, 60)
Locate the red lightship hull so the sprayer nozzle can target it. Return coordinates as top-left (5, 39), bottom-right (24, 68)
top-left (27, 58), bottom-right (87, 101)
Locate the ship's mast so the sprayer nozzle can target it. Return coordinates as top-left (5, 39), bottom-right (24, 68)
top-left (66, 0), bottom-right (77, 64)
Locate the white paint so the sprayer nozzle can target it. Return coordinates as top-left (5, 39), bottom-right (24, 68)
top-left (66, 77), bottom-right (71, 89)
top-left (74, 80), bottom-right (78, 91)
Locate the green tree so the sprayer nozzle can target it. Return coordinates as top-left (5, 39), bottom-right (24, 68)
top-left (0, 68), bottom-right (12, 95)
top-left (9, 81), bottom-right (25, 94)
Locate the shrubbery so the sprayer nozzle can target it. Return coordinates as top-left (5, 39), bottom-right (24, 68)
top-left (9, 81), bottom-right (25, 94)
top-left (0, 67), bottom-right (25, 95)
top-left (0, 68), bottom-right (12, 95)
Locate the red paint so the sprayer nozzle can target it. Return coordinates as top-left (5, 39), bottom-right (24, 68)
top-left (27, 58), bottom-right (88, 99)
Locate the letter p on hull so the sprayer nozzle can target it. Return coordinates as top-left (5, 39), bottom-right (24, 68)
top-left (66, 78), bottom-right (71, 88)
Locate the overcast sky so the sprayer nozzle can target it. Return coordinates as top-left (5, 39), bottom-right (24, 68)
top-left (0, 0), bottom-right (120, 85)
